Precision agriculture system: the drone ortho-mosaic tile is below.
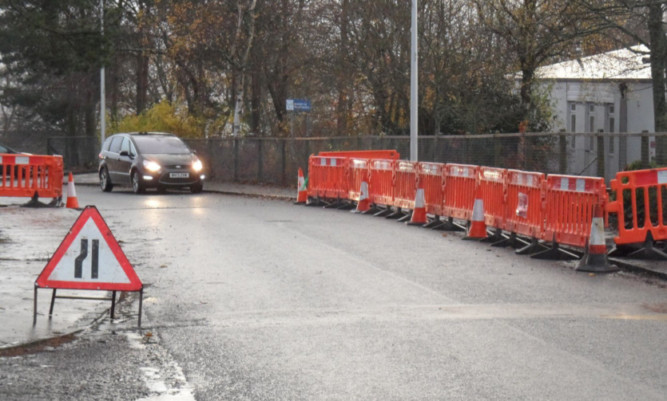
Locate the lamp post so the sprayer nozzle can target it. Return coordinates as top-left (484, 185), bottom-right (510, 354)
top-left (410, 0), bottom-right (418, 161)
top-left (100, 0), bottom-right (106, 145)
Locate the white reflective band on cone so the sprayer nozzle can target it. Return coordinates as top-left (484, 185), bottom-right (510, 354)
top-left (472, 199), bottom-right (484, 221)
top-left (359, 181), bottom-right (369, 201)
top-left (415, 188), bottom-right (425, 207)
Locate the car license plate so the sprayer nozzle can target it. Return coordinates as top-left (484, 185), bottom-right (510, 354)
top-left (169, 172), bottom-right (189, 178)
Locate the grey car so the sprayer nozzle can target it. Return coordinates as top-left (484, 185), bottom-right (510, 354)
top-left (98, 132), bottom-right (205, 194)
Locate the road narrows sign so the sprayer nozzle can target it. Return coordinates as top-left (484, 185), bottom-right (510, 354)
top-left (36, 205), bottom-right (142, 291)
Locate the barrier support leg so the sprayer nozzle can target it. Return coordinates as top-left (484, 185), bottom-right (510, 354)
top-left (386, 207), bottom-right (407, 220)
top-left (361, 203), bottom-right (381, 215)
top-left (481, 227), bottom-right (504, 244)
top-left (515, 237), bottom-right (547, 255)
top-left (492, 232), bottom-right (522, 248)
top-left (626, 232), bottom-right (667, 260)
top-left (397, 211), bottom-right (412, 223)
top-left (439, 217), bottom-right (466, 232)
top-left (530, 237), bottom-right (581, 261)
top-left (374, 207), bottom-right (393, 217)
top-left (423, 215), bottom-right (445, 229)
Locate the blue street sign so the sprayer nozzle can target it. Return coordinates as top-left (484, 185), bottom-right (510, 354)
top-left (286, 99), bottom-right (311, 112)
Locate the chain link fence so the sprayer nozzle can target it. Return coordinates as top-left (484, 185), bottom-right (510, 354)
top-left (45, 132), bottom-right (666, 186)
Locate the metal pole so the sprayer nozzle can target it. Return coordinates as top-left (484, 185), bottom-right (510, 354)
top-left (410, 0), bottom-right (418, 161)
top-left (100, 0), bottom-right (106, 145)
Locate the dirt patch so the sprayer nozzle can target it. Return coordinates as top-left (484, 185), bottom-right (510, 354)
top-left (0, 331), bottom-right (80, 357)
top-left (642, 303), bottom-right (667, 314)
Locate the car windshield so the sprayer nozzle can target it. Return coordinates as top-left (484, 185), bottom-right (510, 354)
top-left (133, 136), bottom-right (190, 155)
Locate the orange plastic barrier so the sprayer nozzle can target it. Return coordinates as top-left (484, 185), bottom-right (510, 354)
top-left (418, 162), bottom-right (445, 217)
top-left (0, 154), bottom-right (64, 199)
top-left (368, 159), bottom-right (395, 207)
top-left (607, 167), bottom-right (667, 245)
top-left (307, 155), bottom-right (349, 201)
top-left (478, 167), bottom-right (507, 229)
top-left (504, 170), bottom-right (545, 240)
top-left (542, 174), bottom-right (606, 248)
top-left (348, 158), bottom-right (370, 202)
top-left (318, 150), bottom-right (400, 160)
top-left (443, 164), bottom-right (478, 221)
top-left (393, 160), bottom-right (418, 210)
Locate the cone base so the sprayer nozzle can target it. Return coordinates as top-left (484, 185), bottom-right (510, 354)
top-left (576, 254), bottom-right (619, 273)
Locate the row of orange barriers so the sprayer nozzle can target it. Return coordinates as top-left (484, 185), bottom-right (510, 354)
top-left (307, 151), bottom-right (667, 258)
top-left (0, 153), bottom-right (64, 201)
top-left (308, 151), bottom-right (608, 256)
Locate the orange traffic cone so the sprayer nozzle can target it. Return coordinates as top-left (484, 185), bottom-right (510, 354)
top-left (463, 186), bottom-right (486, 240)
top-left (354, 171), bottom-right (370, 213)
top-left (577, 204), bottom-right (618, 273)
top-left (408, 186), bottom-right (427, 225)
top-left (296, 168), bottom-right (308, 204)
top-left (66, 172), bottom-right (80, 209)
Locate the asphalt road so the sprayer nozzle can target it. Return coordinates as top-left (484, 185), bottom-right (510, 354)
top-left (1, 185), bottom-right (666, 400)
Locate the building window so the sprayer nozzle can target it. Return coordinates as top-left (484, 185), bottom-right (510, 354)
top-left (589, 115), bottom-right (595, 133)
top-left (589, 104), bottom-right (595, 113)
top-left (571, 103), bottom-right (576, 111)
top-left (609, 117), bottom-right (615, 133)
top-left (609, 104), bottom-right (615, 114)
top-left (609, 136), bottom-right (615, 154)
top-left (571, 115), bottom-right (576, 133)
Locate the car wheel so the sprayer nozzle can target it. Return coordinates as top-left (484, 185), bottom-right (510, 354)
top-left (99, 168), bottom-right (113, 192)
top-left (131, 171), bottom-right (145, 194)
top-left (190, 183), bottom-right (203, 193)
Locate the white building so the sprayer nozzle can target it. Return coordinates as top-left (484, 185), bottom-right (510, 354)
top-left (533, 45), bottom-right (656, 179)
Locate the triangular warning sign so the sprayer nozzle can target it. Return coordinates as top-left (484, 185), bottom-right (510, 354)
top-left (36, 206), bottom-right (142, 291)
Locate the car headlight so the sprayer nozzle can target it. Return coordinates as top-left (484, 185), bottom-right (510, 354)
top-left (143, 160), bottom-right (161, 173)
top-left (192, 158), bottom-right (203, 172)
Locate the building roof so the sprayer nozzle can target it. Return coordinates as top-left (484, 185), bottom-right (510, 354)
top-left (533, 45), bottom-right (652, 81)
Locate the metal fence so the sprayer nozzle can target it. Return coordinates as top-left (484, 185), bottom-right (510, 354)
top-left (46, 132), bottom-right (666, 186)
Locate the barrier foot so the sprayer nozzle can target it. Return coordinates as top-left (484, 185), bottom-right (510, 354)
top-left (530, 241), bottom-right (581, 261)
top-left (423, 217), bottom-right (445, 229)
top-left (48, 196), bottom-right (63, 207)
top-left (336, 201), bottom-right (354, 211)
top-left (626, 233), bottom-right (667, 260)
top-left (360, 204), bottom-right (381, 215)
top-left (440, 217), bottom-right (466, 232)
top-left (323, 199), bottom-right (342, 209)
top-left (515, 237), bottom-right (547, 255)
top-left (480, 227), bottom-right (503, 243)
top-left (22, 192), bottom-right (49, 208)
top-left (385, 208), bottom-right (406, 219)
top-left (398, 212), bottom-right (412, 223)
top-left (374, 208), bottom-right (393, 217)
top-left (306, 197), bottom-right (325, 207)
top-left (492, 232), bottom-right (521, 248)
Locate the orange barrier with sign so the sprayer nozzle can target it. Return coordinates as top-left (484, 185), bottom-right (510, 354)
top-left (393, 160), bottom-right (418, 210)
top-left (368, 159), bottom-right (395, 207)
top-left (307, 155), bottom-right (349, 201)
top-left (318, 150), bottom-right (400, 160)
top-left (419, 162), bottom-right (445, 217)
top-left (443, 164), bottom-right (478, 221)
top-left (348, 158), bottom-right (370, 202)
top-left (0, 154), bottom-right (64, 199)
top-left (542, 174), bottom-right (606, 249)
top-left (478, 167), bottom-right (507, 229)
top-left (607, 167), bottom-right (667, 245)
top-left (504, 170), bottom-right (545, 240)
